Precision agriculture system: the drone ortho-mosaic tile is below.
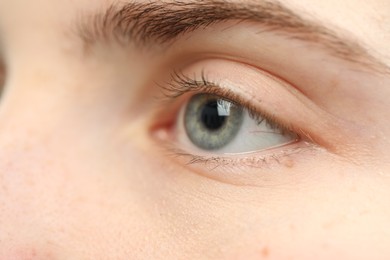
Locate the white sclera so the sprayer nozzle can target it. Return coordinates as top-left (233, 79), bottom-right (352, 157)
top-left (210, 110), bottom-right (295, 154)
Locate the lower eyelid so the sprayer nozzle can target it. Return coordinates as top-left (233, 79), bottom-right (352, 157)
top-left (162, 141), bottom-right (323, 187)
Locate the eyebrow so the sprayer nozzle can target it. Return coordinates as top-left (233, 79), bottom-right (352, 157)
top-left (76, 0), bottom-right (388, 73)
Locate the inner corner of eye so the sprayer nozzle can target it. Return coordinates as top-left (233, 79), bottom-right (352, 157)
top-left (150, 108), bottom-right (178, 138)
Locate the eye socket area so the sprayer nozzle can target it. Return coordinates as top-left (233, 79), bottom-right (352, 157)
top-left (148, 58), bottom-right (358, 185)
top-left (151, 58), bottom-right (310, 161)
top-left (150, 57), bottom-right (349, 178)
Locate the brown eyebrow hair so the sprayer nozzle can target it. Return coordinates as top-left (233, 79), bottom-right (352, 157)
top-left (76, 0), bottom-right (388, 73)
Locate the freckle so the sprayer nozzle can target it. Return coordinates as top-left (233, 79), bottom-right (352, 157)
top-left (261, 247), bottom-right (270, 258)
top-left (283, 158), bottom-right (294, 168)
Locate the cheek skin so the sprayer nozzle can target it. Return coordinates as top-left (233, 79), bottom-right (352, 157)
top-left (0, 249), bottom-right (55, 260)
top-left (0, 134), bottom-right (390, 259)
top-left (127, 140), bottom-right (390, 259)
top-left (214, 164), bottom-right (390, 259)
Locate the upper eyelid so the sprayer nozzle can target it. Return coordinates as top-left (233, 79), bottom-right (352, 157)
top-left (161, 70), bottom-right (219, 98)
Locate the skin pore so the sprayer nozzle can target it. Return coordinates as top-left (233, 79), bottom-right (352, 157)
top-left (0, 0), bottom-right (390, 259)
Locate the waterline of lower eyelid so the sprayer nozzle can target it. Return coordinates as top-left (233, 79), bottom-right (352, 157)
top-left (166, 141), bottom-right (318, 168)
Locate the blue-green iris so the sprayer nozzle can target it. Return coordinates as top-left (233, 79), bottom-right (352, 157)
top-left (184, 94), bottom-right (244, 150)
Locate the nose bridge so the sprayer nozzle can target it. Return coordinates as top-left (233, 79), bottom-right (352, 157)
top-left (0, 76), bottom-right (78, 234)
top-left (0, 66), bottom-right (124, 226)
top-left (0, 133), bottom-right (57, 257)
top-left (0, 57), bottom-right (120, 195)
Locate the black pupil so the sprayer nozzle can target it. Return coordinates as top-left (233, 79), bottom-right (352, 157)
top-left (200, 100), bottom-right (227, 131)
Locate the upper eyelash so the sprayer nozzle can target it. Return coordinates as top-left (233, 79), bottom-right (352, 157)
top-left (161, 69), bottom-right (298, 137)
top-left (162, 70), bottom-right (214, 98)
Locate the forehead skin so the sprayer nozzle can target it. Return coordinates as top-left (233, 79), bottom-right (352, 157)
top-left (286, 0), bottom-right (390, 63)
top-left (0, 0), bottom-right (389, 259)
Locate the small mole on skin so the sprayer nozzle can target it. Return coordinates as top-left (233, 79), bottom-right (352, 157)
top-left (261, 247), bottom-right (270, 258)
top-left (283, 158), bottom-right (294, 168)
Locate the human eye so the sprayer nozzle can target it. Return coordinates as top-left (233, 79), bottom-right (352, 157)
top-left (172, 78), bottom-right (297, 154)
top-left (151, 59), bottom-right (319, 181)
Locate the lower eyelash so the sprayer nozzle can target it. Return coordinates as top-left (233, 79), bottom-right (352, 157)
top-left (166, 143), bottom-right (316, 170)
